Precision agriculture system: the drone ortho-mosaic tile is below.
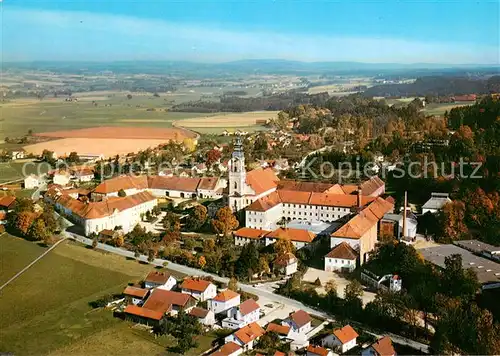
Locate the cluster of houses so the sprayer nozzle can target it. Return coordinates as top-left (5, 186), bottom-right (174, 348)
top-left (123, 270), bottom-right (396, 356)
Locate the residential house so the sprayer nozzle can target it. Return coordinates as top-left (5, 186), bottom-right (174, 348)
top-left (361, 336), bottom-right (396, 356)
top-left (211, 342), bottom-right (243, 356)
top-left (53, 171), bottom-right (71, 186)
top-left (24, 174), bottom-right (41, 189)
top-left (307, 345), bottom-right (334, 356)
top-left (0, 196), bottom-right (16, 213)
top-left (422, 193), bottom-right (451, 215)
top-left (139, 289), bottom-right (196, 316)
top-left (123, 286), bottom-right (150, 305)
top-left (233, 227), bottom-right (270, 247)
top-left (144, 271), bottom-right (177, 290)
top-left (208, 289), bottom-right (241, 314)
top-left (180, 278), bottom-right (217, 301)
top-left (281, 310), bottom-right (312, 340)
top-left (222, 299), bottom-right (260, 329)
top-left (224, 322), bottom-right (265, 352)
top-left (10, 150), bottom-right (25, 160)
top-left (189, 307), bottom-right (215, 326)
top-left (274, 252), bottom-right (298, 276)
top-left (191, 163), bottom-right (207, 175)
top-left (324, 242), bottom-right (358, 272)
top-left (266, 323), bottom-right (292, 340)
top-left (72, 168), bottom-right (94, 182)
top-left (124, 304), bottom-right (165, 327)
top-left (321, 325), bottom-right (358, 353)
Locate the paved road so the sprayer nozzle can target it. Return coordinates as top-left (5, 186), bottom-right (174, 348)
top-left (0, 236), bottom-right (66, 292)
top-left (65, 231), bottom-right (430, 353)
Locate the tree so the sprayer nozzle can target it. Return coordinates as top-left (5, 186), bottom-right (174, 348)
top-left (13, 211), bottom-right (36, 236)
top-left (203, 238), bottom-right (216, 252)
top-left (152, 205), bottom-right (161, 216)
top-left (162, 211), bottom-right (181, 231)
top-left (92, 238), bottom-right (98, 249)
top-left (258, 256), bottom-right (270, 276)
top-left (325, 279), bottom-right (338, 297)
top-left (228, 277), bottom-right (238, 291)
top-left (344, 280), bottom-right (364, 318)
top-left (438, 201), bottom-right (468, 241)
top-left (235, 242), bottom-right (259, 279)
top-left (206, 149), bottom-right (222, 167)
top-left (186, 205), bottom-right (208, 231)
top-left (28, 218), bottom-right (48, 241)
top-left (198, 255), bottom-right (207, 269)
top-left (117, 189), bottom-right (127, 197)
top-left (67, 151), bottom-right (79, 163)
top-left (126, 94), bottom-right (133, 99)
top-left (441, 254), bottom-right (480, 300)
top-left (134, 250), bottom-right (140, 259)
top-left (271, 111), bottom-right (290, 130)
top-left (274, 237), bottom-right (295, 255)
top-left (147, 249), bottom-right (156, 263)
top-left (161, 309), bottom-right (203, 353)
top-left (212, 206), bottom-right (239, 236)
top-left (183, 138), bottom-right (196, 153)
top-left (258, 331), bottom-right (281, 353)
top-left (114, 235), bottom-right (124, 247)
top-left (162, 230), bottom-right (180, 245)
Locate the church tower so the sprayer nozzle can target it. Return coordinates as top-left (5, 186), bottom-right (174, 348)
top-left (229, 135), bottom-right (246, 211)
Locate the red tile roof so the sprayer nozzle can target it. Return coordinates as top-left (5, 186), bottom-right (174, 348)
top-left (213, 289), bottom-right (240, 302)
top-left (0, 196), bottom-right (16, 209)
top-left (371, 336), bottom-right (396, 356)
top-left (309, 192), bottom-right (372, 208)
top-left (123, 286), bottom-right (149, 299)
top-left (143, 289), bottom-right (193, 313)
top-left (233, 227), bottom-right (270, 240)
top-left (245, 168), bottom-right (279, 195)
top-left (145, 271), bottom-right (173, 285)
top-left (331, 197), bottom-right (393, 239)
top-left (288, 309), bottom-right (311, 328)
top-left (212, 342), bottom-right (242, 356)
top-left (277, 180), bottom-right (334, 193)
top-left (360, 176), bottom-right (385, 197)
top-left (124, 304), bottom-right (164, 321)
top-left (239, 299), bottom-right (260, 316)
top-left (94, 175), bottom-right (149, 194)
top-left (325, 242), bottom-right (358, 260)
top-left (307, 345), bottom-right (330, 356)
top-left (189, 307), bottom-right (210, 318)
top-left (198, 177), bottom-right (219, 190)
top-left (181, 278), bottom-right (213, 292)
top-left (266, 323), bottom-right (291, 336)
top-left (148, 176), bottom-right (201, 192)
top-left (266, 227), bottom-right (316, 243)
top-left (277, 190), bottom-right (312, 204)
top-left (246, 191), bottom-right (281, 212)
top-left (233, 322), bottom-right (265, 345)
top-left (333, 325), bottom-right (359, 344)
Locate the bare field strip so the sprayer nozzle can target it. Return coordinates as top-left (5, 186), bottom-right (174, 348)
top-left (23, 138), bottom-right (170, 158)
top-left (33, 126), bottom-right (197, 140)
top-left (174, 111), bottom-right (278, 128)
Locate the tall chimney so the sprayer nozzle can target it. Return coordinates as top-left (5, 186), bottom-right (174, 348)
top-left (357, 187), bottom-right (362, 208)
top-left (402, 191), bottom-right (407, 240)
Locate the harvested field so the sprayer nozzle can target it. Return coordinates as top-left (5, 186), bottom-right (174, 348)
top-left (174, 111), bottom-right (277, 134)
top-left (34, 126), bottom-right (197, 140)
top-left (23, 138), bottom-right (169, 158)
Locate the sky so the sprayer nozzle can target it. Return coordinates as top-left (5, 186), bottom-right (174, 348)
top-left (1, 0), bottom-right (499, 64)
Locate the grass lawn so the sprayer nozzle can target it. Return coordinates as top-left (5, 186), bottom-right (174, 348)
top-left (0, 236), bottom-right (189, 355)
top-left (0, 161), bottom-right (51, 183)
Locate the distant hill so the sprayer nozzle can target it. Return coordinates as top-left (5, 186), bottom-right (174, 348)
top-left (363, 75), bottom-right (500, 97)
top-left (3, 59), bottom-right (498, 77)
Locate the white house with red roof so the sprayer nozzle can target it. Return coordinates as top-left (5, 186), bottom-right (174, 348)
top-left (144, 271), bottom-right (177, 291)
top-left (281, 310), bottom-right (312, 340)
top-left (307, 344), bottom-right (334, 356)
top-left (123, 286), bottom-right (150, 305)
top-left (361, 336), bottom-right (396, 356)
top-left (224, 322), bottom-right (265, 351)
top-left (208, 289), bottom-right (241, 314)
top-left (189, 307), bottom-right (215, 326)
top-left (274, 252), bottom-right (298, 276)
top-left (321, 324), bottom-right (359, 353)
top-left (324, 242), bottom-right (358, 272)
top-left (222, 299), bottom-right (260, 329)
top-left (180, 278), bottom-right (217, 302)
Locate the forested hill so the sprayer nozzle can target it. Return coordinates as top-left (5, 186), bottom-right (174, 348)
top-left (364, 75), bottom-right (500, 97)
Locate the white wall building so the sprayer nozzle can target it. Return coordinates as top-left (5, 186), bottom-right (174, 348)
top-left (422, 192), bottom-right (452, 214)
top-left (180, 279), bottom-right (217, 302)
top-left (281, 310), bottom-right (312, 340)
top-left (189, 307), bottom-right (215, 326)
top-left (321, 325), bottom-right (358, 354)
top-left (224, 322), bottom-right (265, 352)
top-left (222, 299), bottom-right (260, 329)
top-left (144, 271), bottom-right (177, 290)
top-left (324, 242), bottom-right (358, 272)
top-left (24, 174), bottom-right (41, 189)
top-left (208, 290), bottom-right (241, 315)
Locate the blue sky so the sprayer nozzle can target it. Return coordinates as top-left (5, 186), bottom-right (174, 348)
top-left (2, 0), bottom-right (499, 63)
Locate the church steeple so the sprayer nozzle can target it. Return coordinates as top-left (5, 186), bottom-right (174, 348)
top-left (229, 135), bottom-right (246, 201)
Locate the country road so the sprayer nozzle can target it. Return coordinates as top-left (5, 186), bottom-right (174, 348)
top-left (65, 231), bottom-right (430, 353)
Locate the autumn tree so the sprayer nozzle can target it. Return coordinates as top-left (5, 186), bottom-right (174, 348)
top-left (344, 280), bottom-right (364, 318)
top-left (438, 201), bottom-right (468, 241)
top-left (67, 151), bottom-right (79, 163)
top-left (274, 237), bottom-right (295, 255)
top-left (228, 277), bottom-right (238, 291)
top-left (162, 211), bottom-right (181, 232)
top-left (198, 255), bottom-right (207, 269)
top-left (186, 205), bottom-right (208, 231)
top-left (203, 238), bottom-right (216, 252)
top-left (12, 211), bottom-right (36, 236)
top-left (114, 235), bottom-right (124, 247)
top-left (212, 206), bottom-right (239, 236)
top-left (206, 149), bottom-right (222, 167)
top-left (28, 218), bottom-right (48, 241)
top-left (183, 138), bottom-right (196, 153)
top-left (258, 256), bottom-right (270, 276)
top-left (271, 111), bottom-right (290, 130)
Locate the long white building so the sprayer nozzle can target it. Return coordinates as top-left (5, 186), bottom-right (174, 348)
top-left (45, 185), bottom-right (157, 236)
